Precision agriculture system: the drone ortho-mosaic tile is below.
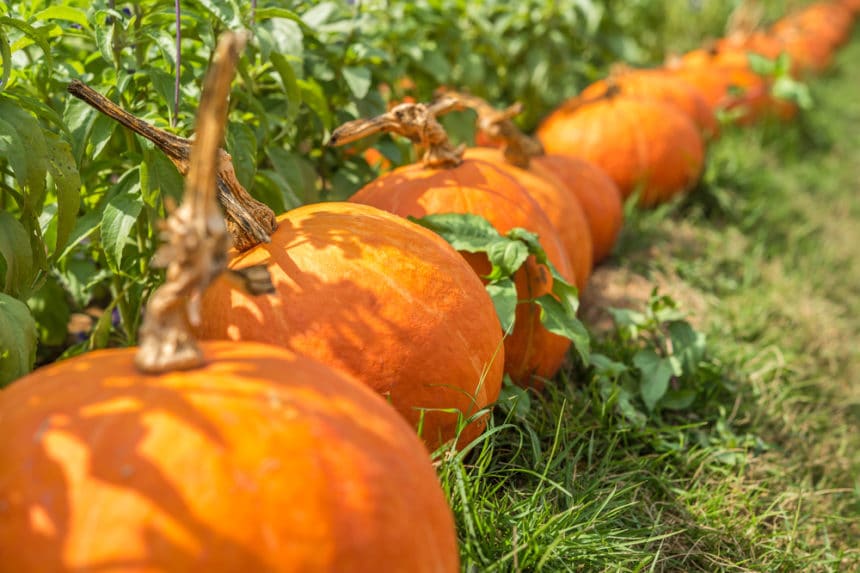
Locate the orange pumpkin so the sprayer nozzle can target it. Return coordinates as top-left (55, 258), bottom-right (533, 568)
top-left (770, 3), bottom-right (853, 74)
top-left (666, 52), bottom-right (791, 124)
top-left (463, 147), bottom-right (593, 291)
top-left (579, 68), bottom-right (718, 138)
top-left (532, 154), bottom-right (624, 263)
top-left (349, 157), bottom-right (574, 387)
top-left (196, 202), bottom-right (505, 449)
top-left (537, 93), bottom-right (705, 206)
top-left (0, 341), bottom-right (460, 572)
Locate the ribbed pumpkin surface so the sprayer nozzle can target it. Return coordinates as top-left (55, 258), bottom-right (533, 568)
top-left (532, 154), bottom-right (624, 263)
top-left (463, 147), bottom-right (593, 291)
top-left (196, 202), bottom-right (504, 449)
top-left (349, 158), bottom-right (575, 388)
top-left (0, 341), bottom-right (459, 573)
top-left (537, 97), bottom-right (705, 206)
top-left (579, 70), bottom-right (718, 138)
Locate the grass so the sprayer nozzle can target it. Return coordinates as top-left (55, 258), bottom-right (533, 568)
top-left (435, 31), bottom-right (860, 573)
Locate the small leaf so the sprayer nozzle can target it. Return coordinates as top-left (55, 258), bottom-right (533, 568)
top-left (271, 53), bottom-right (302, 123)
top-left (342, 66), bottom-right (372, 99)
top-left (0, 292), bottom-right (37, 386)
top-left (633, 348), bottom-right (674, 411)
top-left (747, 53), bottom-right (775, 76)
top-left (226, 122), bottom-right (258, 191)
top-left (485, 238), bottom-right (529, 281)
top-left (33, 5), bottom-right (91, 30)
top-left (497, 375), bottom-right (531, 419)
top-left (485, 278), bottom-right (517, 334)
top-left (301, 2), bottom-right (338, 27)
top-left (192, 0), bottom-right (241, 28)
top-left (101, 191), bottom-right (143, 272)
top-left (535, 294), bottom-right (590, 361)
top-left (0, 27), bottom-right (10, 93)
top-left (661, 388), bottom-right (697, 411)
top-left (589, 353), bottom-right (628, 378)
top-left (297, 78), bottom-right (333, 130)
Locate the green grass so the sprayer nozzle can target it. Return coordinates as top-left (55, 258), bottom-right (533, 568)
top-left (435, 32), bottom-right (860, 573)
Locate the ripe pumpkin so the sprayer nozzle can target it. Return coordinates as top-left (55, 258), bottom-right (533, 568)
top-left (579, 68), bottom-right (718, 138)
top-left (771, 3), bottom-right (853, 74)
top-left (195, 202), bottom-right (505, 449)
top-left (666, 52), bottom-right (791, 124)
top-left (537, 92), bottom-right (705, 206)
top-left (532, 154), bottom-right (624, 263)
top-left (463, 147), bottom-right (594, 291)
top-left (349, 156), bottom-right (575, 388)
top-left (0, 341), bottom-right (460, 572)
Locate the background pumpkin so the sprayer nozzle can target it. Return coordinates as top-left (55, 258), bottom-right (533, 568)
top-left (537, 93), bottom-right (705, 206)
top-left (579, 68), bottom-right (718, 138)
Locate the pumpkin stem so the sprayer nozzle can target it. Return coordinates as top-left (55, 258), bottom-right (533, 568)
top-left (67, 82), bottom-right (277, 252)
top-left (329, 97), bottom-right (466, 168)
top-left (558, 83), bottom-right (622, 115)
top-left (439, 90), bottom-right (544, 169)
top-left (135, 31), bottom-right (273, 374)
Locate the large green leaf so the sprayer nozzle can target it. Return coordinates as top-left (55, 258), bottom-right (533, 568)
top-left (44, 134), bottom-right (82, 259)
top-left (0, 292), bottom-right (37, 386)
top-left (101, 191), bottom-right (143, 273)
top-left (485, 278), bottom-right (517, 334)
top-left (633, 348), bottom-right (677, 411)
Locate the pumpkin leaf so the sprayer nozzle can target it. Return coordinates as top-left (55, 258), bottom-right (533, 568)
top-left (0, 292), bottom-right (37, 386)
top-left (485, 278), bottom-right (517, 334)
top-left (410, 212), bottom-right (500, 253)
top-left (535, 294), bottom-right (590, 362)
top-left (485, 238), bottom-right (529, 281)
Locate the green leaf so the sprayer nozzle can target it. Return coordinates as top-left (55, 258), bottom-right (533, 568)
top-left (148, 68), bottom-right (177, 124)
top-left (772, 77), bottom-right (813, 110)
top-left (226, 121), bottom-right (257, 191)
top-left (57, 210), bottom-right (101, 262)
top-left (660, 388), bottom-right (697, 411)
top-left (633, 348), bottom-right (675, 411)
top-left (63, 96), bottom-right (98, 164)
top-left (0, 16), bottom-right (53, 68)
top-left (589, 353), bottom-right (628, 379)
top-left (270, 53), bottom-right (302, 124)
top-left (258, 17), bottom-right (303, 69)
top-left (747, 53), bottom-right (775, 76)
top-left (342, 66), bottom-right (372, 99)
top-left (298, 78), bottom-right (333, 131)
top-left (486, 278), bottom-right (517, 334)
top-left (101, 191), bottom-right (143, 272)
top-left (192, 0), bottom-right (241, 29)
top-left (0, 292), bottom-right (37, 386)
top-left (44, 135), bottom-right (82, 259)
top-left (485, 238), bottom-right (529, 281)
top-left (668, 320), bottom-right (706, 374)
top-left (0, 27), bottom-right (10, 93)
top-left (410, 213), bottom-right (501, 253)
top-left (535, 294), bottom-right (590, 362)
top-left (0, 102), bottom-right (48, 205)
top-left (301, 2), bottom-right (338, 27)
top-left (33, 5), bottom-right (91, 30)
top-left (0, 212), bottom-right (34, 297)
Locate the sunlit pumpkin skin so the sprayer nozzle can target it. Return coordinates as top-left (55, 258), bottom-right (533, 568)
top-left (195, 202), bottom-right (504, 449)
top-left (0, 341), bottom-right (459, 573)
top-left (350, 158), bottom-right (575, 388)
top-left (537, 96), bottom-right (705, 207)
top-left (532, 154), bottom-right (624, 263)
top-left (716, 32), bottom-right (785, 60)
top-left (579, 70), bottom-right (718, 138)
top-left (775, 2), bottom-right (854, 48)
top-left (463, 147), bottom-right (593, 291)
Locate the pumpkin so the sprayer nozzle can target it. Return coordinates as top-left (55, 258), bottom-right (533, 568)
top-left (579, 68), bottom-right (718, 138)
top-left (196, 202), bottom-right (505, 449)
top-left (666, 51), bottom-right (792, 124)
top-left (536, 90), bottom-right (705, 206)
top-left (532, 154), bottom-right (624, 263)
top-left (330, 100), bottom-right (576, 387)
top-left (771, 2), bottom-right (854, 73)
top-left (0, 342), bottom-right (460, 573)
top-left (463, 147), bottom-right (594, 291)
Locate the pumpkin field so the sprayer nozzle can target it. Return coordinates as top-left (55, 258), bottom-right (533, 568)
top-left (1, 0), bottom-right (859, 571)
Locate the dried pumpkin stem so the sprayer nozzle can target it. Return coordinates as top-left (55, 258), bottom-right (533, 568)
top-left (67, 80), bottom-right (277, 252)
top-left (135, 31), bottom-right (272, 374)
top-left (440, 90), bottom-right (544, 169)
top-left (329, 97), bottom-right (465, 168)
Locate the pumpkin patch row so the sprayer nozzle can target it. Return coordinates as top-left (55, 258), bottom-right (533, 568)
top-left (1, 2), bottom-right (856, 571)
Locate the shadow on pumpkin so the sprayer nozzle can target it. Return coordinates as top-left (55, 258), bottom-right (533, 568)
top-left (2, 347), bottom-right (449, 571)
top-left (197, 207), bottom-right (503, 446)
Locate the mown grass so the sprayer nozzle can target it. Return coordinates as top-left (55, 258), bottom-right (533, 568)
top-left (435, 30), bottom-right (860, 573)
